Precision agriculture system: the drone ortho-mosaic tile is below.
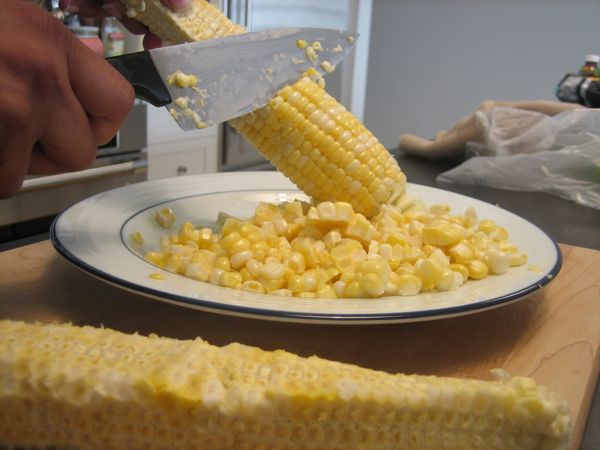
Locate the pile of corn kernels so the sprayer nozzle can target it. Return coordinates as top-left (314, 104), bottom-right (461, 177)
top-left (143, 197), bottom-right (527, 298)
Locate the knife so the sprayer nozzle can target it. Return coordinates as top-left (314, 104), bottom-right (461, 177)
top-left (107, 28), bottom-right (357, 131)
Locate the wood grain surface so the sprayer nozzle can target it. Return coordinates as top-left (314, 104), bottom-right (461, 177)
top-left (1, 240), bottom-right (599, 449)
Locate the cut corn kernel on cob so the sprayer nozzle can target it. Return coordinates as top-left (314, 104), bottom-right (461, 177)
top-left (0, 320), bottom-right (571, 450)
top-left (124, 0), bottom-right (407, 218)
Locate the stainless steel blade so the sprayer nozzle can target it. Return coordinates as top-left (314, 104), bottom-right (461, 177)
top-left (148, 28), bottom-right (357, 131)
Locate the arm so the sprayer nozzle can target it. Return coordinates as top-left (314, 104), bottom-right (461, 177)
top-left (399, 100), bottom-right (584, 159)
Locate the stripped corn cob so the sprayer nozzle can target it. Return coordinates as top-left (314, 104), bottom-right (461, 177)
top-left (124, 0), bottom-right (407, 218)
top-left (0, 320), bottom-right (571, 449)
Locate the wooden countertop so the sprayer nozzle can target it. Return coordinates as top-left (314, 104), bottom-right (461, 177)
top-left (1, 240), bottom-right (599, 449)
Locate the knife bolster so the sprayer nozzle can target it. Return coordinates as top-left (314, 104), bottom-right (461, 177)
top-left (107, 52), bottom-right (172, 107)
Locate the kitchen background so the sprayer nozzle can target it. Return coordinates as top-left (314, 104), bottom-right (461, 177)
top-left (1, 0), bottom-right (599, 244)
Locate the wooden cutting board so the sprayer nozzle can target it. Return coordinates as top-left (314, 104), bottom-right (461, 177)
top-left (0, 240), bottom-right (599, 449)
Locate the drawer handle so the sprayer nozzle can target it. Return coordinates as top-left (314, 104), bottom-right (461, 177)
top-left (20, 160), bottom-right (148, 193)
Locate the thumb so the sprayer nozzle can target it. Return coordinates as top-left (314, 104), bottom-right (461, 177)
top-left (78, 36), bottom-right (104, 55)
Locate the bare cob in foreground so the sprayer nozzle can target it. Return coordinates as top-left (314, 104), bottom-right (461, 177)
top-left (124, 0), bottom-right (407, 218)
top-left (0, 319), bottom-right (571, 449)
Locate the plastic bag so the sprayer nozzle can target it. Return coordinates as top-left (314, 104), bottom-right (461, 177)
top-left (437, 107), bottom-right (600, 210)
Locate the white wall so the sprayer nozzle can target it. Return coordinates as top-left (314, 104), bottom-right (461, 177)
top-left (363, 0), bottom-right (600, 149)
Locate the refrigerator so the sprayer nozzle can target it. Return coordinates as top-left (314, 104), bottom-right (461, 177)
top-left (216, 0), bottom-right (372, 171)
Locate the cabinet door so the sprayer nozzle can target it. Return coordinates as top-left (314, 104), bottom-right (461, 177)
top-left (147, 140), bottom-right (218, 180)
top-left (146, 104), bottom-right (219, 179)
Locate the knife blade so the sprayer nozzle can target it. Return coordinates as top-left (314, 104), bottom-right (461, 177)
top-left (107, 28), bottom-right (357, 131)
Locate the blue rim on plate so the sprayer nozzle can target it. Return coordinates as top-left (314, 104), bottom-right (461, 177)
top-left (49, 172), bottom-right (563, 325)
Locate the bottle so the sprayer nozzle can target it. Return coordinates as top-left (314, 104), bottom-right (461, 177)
top-left (579, 54), bottom-right (600, 78)
top-left (102, 17), bottom-right (125, 57)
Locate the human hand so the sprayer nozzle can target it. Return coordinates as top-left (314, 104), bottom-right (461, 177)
top-left (59, 0), bottom-right (193, 49)
top-left (0, 0), bottom-right (134, 198)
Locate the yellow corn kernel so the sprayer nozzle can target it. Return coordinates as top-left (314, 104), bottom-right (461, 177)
top-left (423, 223), bottom-right (465, 247)
top-left (210, 268), bottom-right (224, 285)
top-left (436, 269), bottom-right (464, 291)
top-left (510, 252), bottom-right (528, 267)
top-left (241, 280), bottom-right (265, 294)
top-left (259, 277), bottom-right (285, 292)
top-left (449, 241), bottom-right (475, 264)
top-left (244, 258), bottom-right (263, 278)
top-left (230, 250), bottom-right (254, 270)
top-left (450, 263), bottom-right (470, 282)
top-left (316, 285), bottom-right (337, 298)
top-left (463, 206), bottom-right (478, 228)
top-left (285, 252), bottom-right (306, 274)
top-left (430, 204), bottom-right (451, 215)
top-left (478, 219), bottom-right (497, 235)
top-left (184, 262), bottom-right (211, 282)
top-left (239, 268), bottom-right (253, 281)
top-left (229, 237), bottom-right (251, 254)
top-left (214, 255), bottom-right (231, 271)
top-left (307, 201), bottom-right (354, 229)
top-left (130, 231), bottom-right (144, 246)
top-left (251, 241), bottom-right (269, 261)
top-left (359, 273), bottom-right (385, 297)
top-left (270, 288), bottom-right (293, 296)
top-left (395, 273), bottom-right (423, 296)
top-left (154, 207), bottom-right (176, 228)
top-left (345, 213), bottom-right (378, 242)
top-left (490, 226), bottom-right (509, 241)
top-left (287, 274), bottom-right (304, 293)
top-left (344, 280), bottom-right (363, 297)
top-left (467, 259), bottom-right (489, 280)
top-left (484, 249), bottom-right (510, 275)
top-left (167, 70), bottom-right (198, 88)
top-left (261, 261), bottom-right (286, 280)
top-left (145, 251), bottom-right (163, 266)
top-left (220, 271), bottom-right (243, 289)
top-left (414, 258), bottom-right (444, 288)
top-left (149, 272), bottom-right (165, 280)
top-left (296, 291), bottom-right (316, 298)
top-left (220, 216), bottom-right (243, 235)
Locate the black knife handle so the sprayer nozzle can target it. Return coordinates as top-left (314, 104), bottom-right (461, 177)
top-left (107, 52), bottom-right (172, 107)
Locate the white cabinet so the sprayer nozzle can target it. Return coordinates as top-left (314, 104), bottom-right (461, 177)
top-left (145, 105), bottom-right (219, 180)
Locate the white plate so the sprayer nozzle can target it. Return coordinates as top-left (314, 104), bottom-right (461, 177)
top-left (51, 172), bottom-right (561, 324)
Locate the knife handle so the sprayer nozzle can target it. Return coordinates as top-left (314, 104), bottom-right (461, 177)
top-left (107, 52), bottom-right (172, 107)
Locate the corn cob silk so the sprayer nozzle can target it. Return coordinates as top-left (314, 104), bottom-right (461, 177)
top-left (0, 320), bottom-right (571, 449)
top-left (124, 0), bottom-right (406, 218)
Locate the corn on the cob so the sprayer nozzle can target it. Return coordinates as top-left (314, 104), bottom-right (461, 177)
top-left (0, 319), bottom-right (570, 449)
top-left (124, 0), bottom-right (407, 218)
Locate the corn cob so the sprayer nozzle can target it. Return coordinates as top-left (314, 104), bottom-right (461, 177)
top-left (0, 319), bottom-right (571, 449)
top-left (124, 0), bottom-right (407, 218)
